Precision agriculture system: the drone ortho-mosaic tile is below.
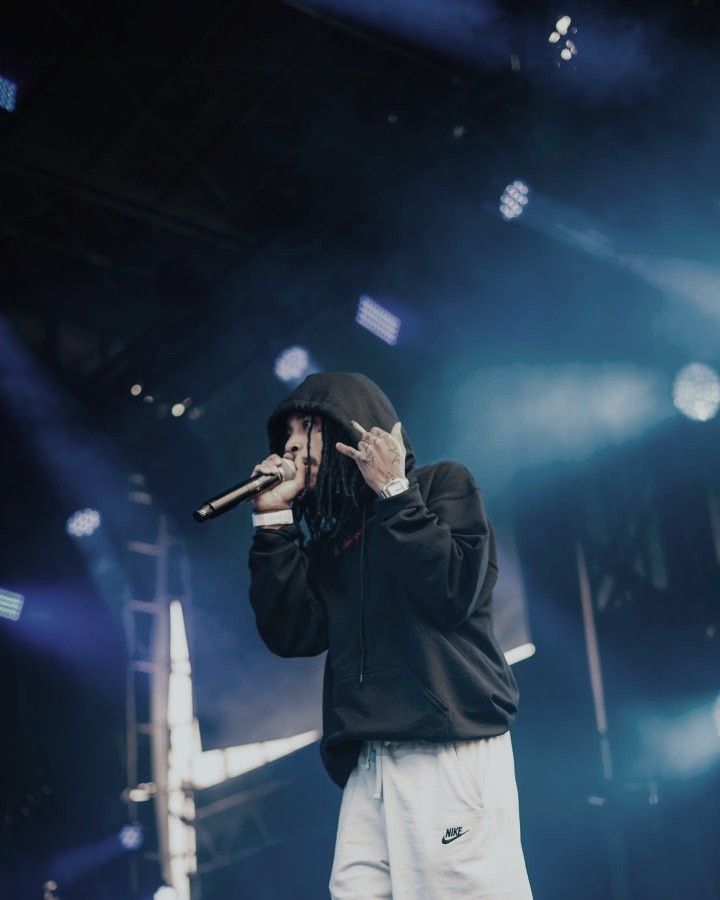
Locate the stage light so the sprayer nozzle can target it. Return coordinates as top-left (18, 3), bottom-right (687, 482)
top-left (171, 403), bottom-right (186, 418)
top-left (356, 295), bottom-right (401, 346)
top-left (122, 782), bottom-right (156, 803)
top-left (499, 180), bottom-right (529, 221)
top-left (548, 17), bottom-right (577, 63)
top-left (130, 384), bottom-right (143, 396)
top-left (504, 642), bottom-right (536, 666)
top-left (672, 362), bottom-right (720, 422)
top-left (154, 887), bottom-right (178, 900)
top-left (0, 587), bottom-right (24, 621)
top-left (640, 697), bottom-right (720, 777)
top-left (192, 729), bottom-right (320, 789)
top-left (274, 346), bottom-right (317, 385)
top-left (0, 76), bottom-right (17, 112)
top-left (66, 508), bottom-right (101, 537)
top-left (118, 823), bottom-right (144, 851)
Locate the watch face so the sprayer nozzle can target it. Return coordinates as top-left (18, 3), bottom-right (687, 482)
top-left (383, 480), bottom-right (407, 497)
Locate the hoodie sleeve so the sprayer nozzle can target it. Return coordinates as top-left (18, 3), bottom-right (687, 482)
top-left (373, 461), bottom-right (497, 630)
top-left (248, 524), bottom-right (329, 657)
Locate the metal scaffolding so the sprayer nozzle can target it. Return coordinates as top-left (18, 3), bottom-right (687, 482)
top-left (121, 472), bottom-right (198, 898)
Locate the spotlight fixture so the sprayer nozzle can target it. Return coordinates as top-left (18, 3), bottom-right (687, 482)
top-left (672, 362), bottom-right (720, 422)
top-left (499, 180), bottom-right (530, 221)
top-left (548, 16), bottom-right (577, 62)
top-left (274, 346), bottom-right (318, 386)
top-left (66, 508), bottom-right (101, 537)
top-left (118, 823), bottom-right (144, 851)
top-left (0, 587), bottom-right (24, 622)
top-left (0, 76), bottom-right (17, 112)
top-left (130, 383), bottom-right (143, 397)
top-left (356, 295), bottom-right (401, 346)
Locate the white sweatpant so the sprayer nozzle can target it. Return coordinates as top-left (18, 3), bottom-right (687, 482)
top-left (329, 732), bottom-right (532, 899)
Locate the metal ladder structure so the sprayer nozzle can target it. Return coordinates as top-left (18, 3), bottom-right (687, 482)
top-left (121, 472), bottom-right (198, 899)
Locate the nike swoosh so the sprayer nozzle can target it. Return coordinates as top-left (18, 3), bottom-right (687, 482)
top-left (441, 830), bottom-right (469, 844)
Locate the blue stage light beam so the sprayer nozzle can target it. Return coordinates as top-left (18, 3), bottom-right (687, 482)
top-left (0, 76), bottom-right (17, 112)
top-left (0, 317), bottom-right (134, 618)
top-left (0, 587), bottom-right (24, 621)
top-left (356, 295), bottom-right (402, 345)
top-left (491, 186), bottom-right (720, 341)
top-left (447, 362), bottom-right (669, 494)
top-left (47, 832), bottom-right (129, 887)
top-left (0, 317), bottom-right (128, 521)
top-left (638, 695), bottom-right (720, 778)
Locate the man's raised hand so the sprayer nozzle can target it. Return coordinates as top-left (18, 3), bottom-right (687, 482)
top-left (335, 420), bottom-right (406, 494)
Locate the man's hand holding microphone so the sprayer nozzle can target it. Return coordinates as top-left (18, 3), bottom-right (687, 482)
top-left (192, 452), bottom-right (304, 524)
top-left (249, 453), bottom-right (306, 528)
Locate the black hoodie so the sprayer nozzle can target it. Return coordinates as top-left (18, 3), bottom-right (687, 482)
top-left (248, 372), bottom-right (519, 789)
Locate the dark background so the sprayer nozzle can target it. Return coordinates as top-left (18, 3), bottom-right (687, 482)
top-left (1, 1), bottom-right (720, 897)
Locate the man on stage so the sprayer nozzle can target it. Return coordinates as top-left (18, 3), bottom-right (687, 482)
top-left (248, 371), bottom-right (532, 898)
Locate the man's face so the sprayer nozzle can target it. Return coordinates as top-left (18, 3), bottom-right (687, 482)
top-left (283, 412), bottom-right (323, 489)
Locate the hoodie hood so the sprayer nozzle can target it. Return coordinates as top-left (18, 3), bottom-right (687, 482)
top-left (266, 371), bottom-right (416, 474)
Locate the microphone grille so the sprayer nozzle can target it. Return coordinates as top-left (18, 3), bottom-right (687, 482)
top-left (279, 457), bottom-right (296, 481)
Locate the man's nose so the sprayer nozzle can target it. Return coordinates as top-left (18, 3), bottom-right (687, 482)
top-left (284, 434), bottom-right (302, 454)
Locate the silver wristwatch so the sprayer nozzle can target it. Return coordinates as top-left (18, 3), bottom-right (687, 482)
top-left (378, 476), bottom-right (410, 499)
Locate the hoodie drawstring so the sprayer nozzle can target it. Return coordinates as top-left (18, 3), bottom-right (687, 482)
top-left (359, 504), bottom-right (366, 684)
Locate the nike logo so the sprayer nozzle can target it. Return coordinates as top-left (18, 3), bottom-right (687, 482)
top-left (441, 827), bottom-right (469, 844)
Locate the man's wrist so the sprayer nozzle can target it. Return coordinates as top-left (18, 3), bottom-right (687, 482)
top-left (252, 508), bottom-right (294, 528)
top-left (377, 476), bottom-right (410, 499)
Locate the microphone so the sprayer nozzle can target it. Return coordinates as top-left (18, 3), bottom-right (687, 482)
top-left (193, 458), bottom-right (296, 523)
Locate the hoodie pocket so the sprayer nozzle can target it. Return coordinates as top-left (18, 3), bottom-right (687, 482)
top-left (331, 662), bottom-right (453, 739)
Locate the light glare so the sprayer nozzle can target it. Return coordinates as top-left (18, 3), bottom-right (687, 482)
top-left (504, 642), bottom-right (536, 666)
top-left (274, 346), bottom-right (317, 385)
top-left (118, 823), bottom-right (144, 850)
top-left (66, 508), bottom-right (101, 537)
top-left (499, 180), bottom-right (530, 221)
top-left (0, 587), bottom-right (24, 621)
top-left (0, 76), bottom-right (17, 112)
top-left (356, 295), bottom-right (401, 346)
top-left (672, 362), bottom-right (720, 422)
top-left (154, 888), bottom-right (178, 900)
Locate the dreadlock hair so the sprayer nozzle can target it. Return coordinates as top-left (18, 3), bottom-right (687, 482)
top-left (292, 414), bottom-right (374, 550)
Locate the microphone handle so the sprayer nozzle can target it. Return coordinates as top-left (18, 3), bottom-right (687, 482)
top-left (193, 471), bottom-right (283, 522)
